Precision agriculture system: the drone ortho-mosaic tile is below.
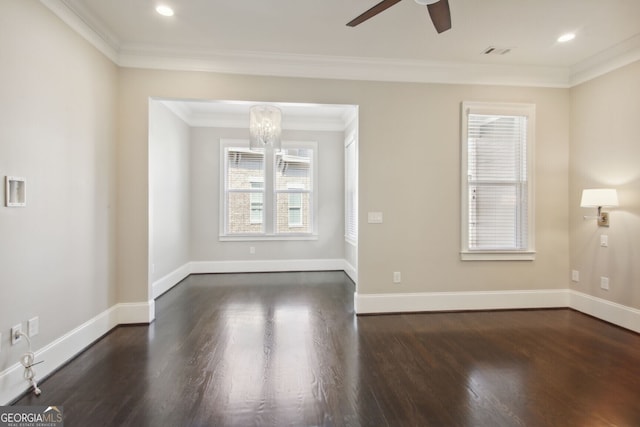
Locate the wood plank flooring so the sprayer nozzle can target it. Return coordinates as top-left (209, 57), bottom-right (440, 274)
top-left (14, 272), bottom-right (640, 426)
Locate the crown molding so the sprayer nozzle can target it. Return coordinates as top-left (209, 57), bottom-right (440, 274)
top-left (118, 45), bottom-right (572, 88)
top-left (569, 34), bottom-right (640, 87)
top-left (40, 0), bottom-right (118, 63)
top-left (41, 0), bottom-right (640, 89)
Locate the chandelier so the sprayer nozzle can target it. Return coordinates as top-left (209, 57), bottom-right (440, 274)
top-left (249, 105), bottom-right (282, 151)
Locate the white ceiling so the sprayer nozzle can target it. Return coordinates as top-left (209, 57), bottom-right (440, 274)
top-left (47, 0), bottom-right (640, 87)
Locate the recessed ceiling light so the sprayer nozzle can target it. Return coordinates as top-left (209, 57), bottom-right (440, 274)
top-left (557, 33), bottom-right (576, 43)
top-left (156, 5), bottom-right (174, 17)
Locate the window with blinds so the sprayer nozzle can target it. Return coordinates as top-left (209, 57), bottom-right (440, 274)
top-left (275, 149), bottom-right (312, 233)
top-left (461, 102), bottom-right (535, 261)
top-left (345, 137), bottom-right (358, 244)
top-left (221, 140), bottom-right (317, 239)
top-left (224, 147), bottom-right (265, 234)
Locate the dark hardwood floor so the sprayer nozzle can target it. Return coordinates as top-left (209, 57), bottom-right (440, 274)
top-left (14, 272), bottom-right (640, 426)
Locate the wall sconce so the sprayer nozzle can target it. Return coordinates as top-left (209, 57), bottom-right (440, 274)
top-left (249, 105), bottom-right (282, 151)
top-left (580, 188), bottom-right (618, 227)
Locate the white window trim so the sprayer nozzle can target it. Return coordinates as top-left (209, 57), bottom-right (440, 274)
top-left (460, 101), bottom-right (536, 261)
top-left (219, 139), bottom-right (318, 241)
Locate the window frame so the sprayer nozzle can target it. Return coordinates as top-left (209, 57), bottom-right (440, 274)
top-left (344, 133), bottom-right (358, 246)
top-left (460, 101), bottom-right (536, 261)
top-left (220, 139), bottom-right (318, 241)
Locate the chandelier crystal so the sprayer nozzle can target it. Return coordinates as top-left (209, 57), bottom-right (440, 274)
top-left (249, 105), bottom-right (282, 151)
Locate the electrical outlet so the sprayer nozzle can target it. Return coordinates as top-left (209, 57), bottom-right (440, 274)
top-left (11, 324), bottom-right (22, 345)
top-left (249, 246), bottom-right (256, 254)
top-left (393, 272), bottom-right (401, 284)
top-left (571, 270), bottom-right (579, 282)
top-left (600, 277), bottom-right (610, 290)
top-left (28, 317), bottom-right (39, 337)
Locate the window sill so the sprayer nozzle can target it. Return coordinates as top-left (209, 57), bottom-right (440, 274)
top-left (460, 251), bottom-right (536, 261)
top-left (220, 234), bottom-right (319, 242)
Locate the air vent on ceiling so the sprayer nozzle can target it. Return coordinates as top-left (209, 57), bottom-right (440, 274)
top-left (482, 46), bottom-right (513, 55)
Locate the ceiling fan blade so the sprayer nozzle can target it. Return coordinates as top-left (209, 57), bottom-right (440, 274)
top-left (427, 0), bottom-right (451, 33)
top-left (347, 0), bottom-right (403, 27)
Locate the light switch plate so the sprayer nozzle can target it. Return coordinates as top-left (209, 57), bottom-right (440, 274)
top-left (368, 212), bottom-right (383, 224)
top-left (600, 235), bottom-right (608, 247)
top-left (28, 317), bottom-right (39, 337)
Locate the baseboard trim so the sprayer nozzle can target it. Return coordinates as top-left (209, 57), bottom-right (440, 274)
top-left (114, 300), bottom-right (156, 324)
top-left (354, 288), bottom-right (640, 335)
top-left (152, 263), bottom-right (192, 299)
top-left (0, 301), bottom-right (153, 405)
top-left (569, 290), bottom-right (640, 333)
top-left (190, 259), bottom-right (347, 274)
top-left (343, 261), bottom-right (357, 285)
top-left (355, 289), bottom-right (570, 314)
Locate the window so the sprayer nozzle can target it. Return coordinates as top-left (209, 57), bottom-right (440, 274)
top-left (221, 140), bottom-right (317, 239)
top-left (345, 136), bottom-right (358, 244)
top-left (249, 179), bottom-right (264, 224)
top-left (286, 184), bottom-right (304, 227)
top-left (224, 148), bottom-right (265, 234)
top-left (275, 149), bottom-right (312, 233)
top-left (461, 102), bottom-right (535, 260)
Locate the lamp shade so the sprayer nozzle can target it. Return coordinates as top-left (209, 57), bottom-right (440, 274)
top-left (580, 189), bottom-right (619, 207)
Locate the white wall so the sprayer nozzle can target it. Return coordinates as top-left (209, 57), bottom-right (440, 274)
top-left (149, 101), bottom-right (191, 284)
top-left (570, 60), bottom-right (640, 309)
top-left (344, 113), bottom-right (359, 284)
top-left (0, 0), bottom-right (118, 401)
top-left (189, 126), bottom-right (345, 263)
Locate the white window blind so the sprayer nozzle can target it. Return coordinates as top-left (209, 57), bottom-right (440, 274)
top-left (461, 102), bottom-right (535, 260)
top-left (345, 138), bottom-right (358, 244)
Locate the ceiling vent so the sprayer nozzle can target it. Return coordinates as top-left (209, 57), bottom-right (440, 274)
top-left (482, 46), bottom-right (513, 55)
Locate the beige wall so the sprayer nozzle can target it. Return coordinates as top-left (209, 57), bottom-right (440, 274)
top-left (570, 60), bottom-right (640, 309)
top-left (0, 0), bottom-right (118, 370)
top-left (117, 68), bottom-right (570, 300)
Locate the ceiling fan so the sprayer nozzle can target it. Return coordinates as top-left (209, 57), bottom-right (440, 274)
top-left (347, 0), bottom-right (451, 33)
